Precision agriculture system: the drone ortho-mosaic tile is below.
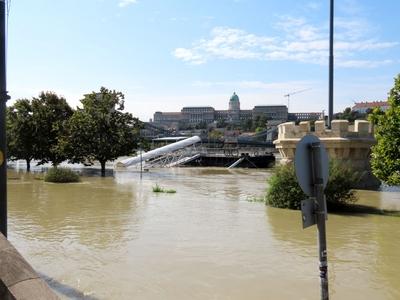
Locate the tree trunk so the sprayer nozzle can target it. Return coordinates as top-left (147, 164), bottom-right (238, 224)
top-left (100, 160), bottom-right (106, 177)
top-left (26, 159), bottom-right (31, 172)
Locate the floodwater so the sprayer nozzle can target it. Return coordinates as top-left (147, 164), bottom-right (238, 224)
top-left (7, 168), bottom-right (400, 300)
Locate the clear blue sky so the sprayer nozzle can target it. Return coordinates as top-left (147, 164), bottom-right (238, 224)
top-left (7, 0), bottom-right (400, 121)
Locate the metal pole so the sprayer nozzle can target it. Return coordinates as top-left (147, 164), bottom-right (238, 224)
top-left (311, 142), bottom-right (329, 300)
top-left (328, 0), bottom-right (334, 128)
top-left (0, 0), bottom-right (8, 237)
top-left (140, 148), bottom-right (142, 179)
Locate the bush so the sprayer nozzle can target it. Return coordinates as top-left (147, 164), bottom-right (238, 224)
top-left (44, 167), bottom-right (80, 183)
top-left (152, 184), bottom-right (163, 193)
top-left (152, 184), bottom-right (176, 194)
top-left (265, 164), bottom-right (306, 209)
top-left (266, 161), bottom-right (359, 210)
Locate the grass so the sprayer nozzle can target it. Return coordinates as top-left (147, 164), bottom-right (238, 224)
top-left (246, 195), bottom-right (266, 203)
top-left (152, 184), bottom-right (176, 194)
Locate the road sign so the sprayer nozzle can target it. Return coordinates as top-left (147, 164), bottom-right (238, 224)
top-left (301, 198), bottom-right (316, 229)
top-left (295, 134), bottom-right (330, 299)
top-left (294, 135), bottom-right (329, 197)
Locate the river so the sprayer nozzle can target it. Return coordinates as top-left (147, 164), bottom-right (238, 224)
top-left (7, 168), bottom-right (400, 299)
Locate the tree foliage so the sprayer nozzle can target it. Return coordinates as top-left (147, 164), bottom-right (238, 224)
top-left (369, 74), bottom-right (400, 185)
top-left (63, 87), bottom-right (142, 176)
top-left (7, 93), bottom-right (73, 169)
top-left (335, 107), bottom-right (369, 123)
top-left (31, 91), bottom-right (74, 166)
top-left (6, 99), bottom-right (35, 171)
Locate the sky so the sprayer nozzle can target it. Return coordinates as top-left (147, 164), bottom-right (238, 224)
top-left (7, 0), bottom-right (400, 121)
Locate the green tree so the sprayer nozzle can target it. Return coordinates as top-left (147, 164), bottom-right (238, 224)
top-left (252, 115), bottom-right (268, 132)
top-left (336, 107), bottom-right (366, 122)
top-left (208, 129), bottom-right (223, 140)
top-left (63, 87), bottom-right (142, 176)
top-left (369, 75), bottom-right (400, 185)
top-left (6, 99), bottom-right (35, 171)
top-left (195, 121), bottom-right (208, 129)
top-left (216, 118), bottom-right (227, 128)
top-left (240, 118), bottom-right (253, 131)
top-left (31, 92), bottom-right (74, 166)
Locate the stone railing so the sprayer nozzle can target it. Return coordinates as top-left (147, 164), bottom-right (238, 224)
top-left (274, 119), bottom-right (379, 189)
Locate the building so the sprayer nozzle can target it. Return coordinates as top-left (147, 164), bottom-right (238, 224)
top-left (253, 105), bottom-right (288, 120)
top-left (288, 112), bottom-right (324, 122)
top-left (153, 93), bottom-right (288, 129)
top-left (352, 101), bottom-right (389, 113)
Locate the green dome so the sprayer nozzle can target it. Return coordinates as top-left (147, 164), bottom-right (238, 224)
top-left (230, 92), bottom-right (239, 102)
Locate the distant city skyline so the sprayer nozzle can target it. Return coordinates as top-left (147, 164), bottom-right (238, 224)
top-left (7, 0), bottom-right (400, 121)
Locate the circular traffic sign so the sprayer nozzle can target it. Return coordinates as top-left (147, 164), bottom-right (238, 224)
top-left (294, 135), bottom-right (329, 196)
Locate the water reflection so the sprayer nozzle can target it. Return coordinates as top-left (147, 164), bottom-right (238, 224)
top-left (8, 172), bottom-right (145, 248)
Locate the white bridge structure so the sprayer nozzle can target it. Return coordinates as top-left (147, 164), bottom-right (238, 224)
top-left (115, 136), bottom-right (202, 169)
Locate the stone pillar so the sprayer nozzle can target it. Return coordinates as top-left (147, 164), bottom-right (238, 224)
top-left (273, 120), bottom-right (380, 189)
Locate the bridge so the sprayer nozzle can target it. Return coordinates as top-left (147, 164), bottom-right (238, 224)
top-left (116, 132), bottom-right (276, 169)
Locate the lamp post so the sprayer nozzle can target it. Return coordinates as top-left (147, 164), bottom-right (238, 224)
top-left (328, 0), bottom-right (334, 128)
top-left (140, 145), bottom-right (143, 179)
top-left (0, 0), bottom-right (9, 237)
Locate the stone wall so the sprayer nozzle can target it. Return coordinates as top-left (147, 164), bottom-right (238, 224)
top-left (274, 119), bottom-right (380, 189)
top-left (0, 233), bottom-right (59, 299)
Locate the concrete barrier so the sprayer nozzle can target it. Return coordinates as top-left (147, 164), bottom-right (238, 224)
top-left (0, 234), bottom-right (59, 299)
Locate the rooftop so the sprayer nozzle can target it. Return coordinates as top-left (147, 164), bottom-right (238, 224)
top-left (352, 101), bottom-right (388, 109)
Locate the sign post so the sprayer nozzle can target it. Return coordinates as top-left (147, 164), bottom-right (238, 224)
top-left (0, 0), bottom-right (9, 238)
top-left (295, 135), bottom-right (329, 300)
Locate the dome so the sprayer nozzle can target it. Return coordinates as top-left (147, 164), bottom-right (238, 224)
top-left (230, 92), bottom-right (239, 102)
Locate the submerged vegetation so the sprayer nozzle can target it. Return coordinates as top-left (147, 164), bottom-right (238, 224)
top-left (44, 168), bottom-right (80, 183)
top-left (265, 161), bottom-right (360, 210)
top-left (246, 195), bottom-right (266, 203)
top-left (152, 184), bottom-right (176, 194)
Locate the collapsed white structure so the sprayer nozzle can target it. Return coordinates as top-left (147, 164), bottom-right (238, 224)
top-left (115, 136), bottom-right (201, 168)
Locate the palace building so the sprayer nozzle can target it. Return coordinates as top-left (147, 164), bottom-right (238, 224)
top-left (152, 93), bottom-right (288, 129)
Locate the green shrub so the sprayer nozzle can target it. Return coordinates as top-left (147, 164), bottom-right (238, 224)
top-left (152, 184), bottom-right (164, 193)
top-left (44, 167), bottom-right (80, 183)
top-left (152, 184), bottom-right (176, 193)
top-left (266, 164), bottom-right (306, 209)
top-left (324, 161), bottom-right (359, 208)
top-left (266, 161), bottom-right (359, 210)
top-left (165, 189), bottom-right (176, 194)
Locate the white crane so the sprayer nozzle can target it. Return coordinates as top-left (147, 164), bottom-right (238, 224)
top-left (284, 88), bottom-right (312, 112)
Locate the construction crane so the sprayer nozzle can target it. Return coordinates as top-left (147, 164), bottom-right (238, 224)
top-left (284, 88), bottom-right (312, 112)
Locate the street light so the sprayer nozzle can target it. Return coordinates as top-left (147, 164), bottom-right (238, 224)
top-left (328, 0), bottom-right (334, 128)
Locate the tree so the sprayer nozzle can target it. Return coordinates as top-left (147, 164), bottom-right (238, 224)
top-left (216, 118), bottom-right (227, 128)
top-left (6, 99), bottom-right (35, 171)
top-left (336, 107), bottom-right (366, 122)
top-left (369, 74), bottom-right (400, 185)
top-left (208, 129), bottom-right (223, 140)
top-left (31, 91), bottom-right (74, 166)
top-left (195, 121), bottom-right (208, 130)
top-left (240, 118), bottom-right (253, 131)
top-left (252, 115), bottom-right (268, 132)
top-left (63, 87), bottom-right (142, 176)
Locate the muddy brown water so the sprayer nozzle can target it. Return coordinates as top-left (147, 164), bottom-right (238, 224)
top-left (7, 168), bottom-right (400, 300)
